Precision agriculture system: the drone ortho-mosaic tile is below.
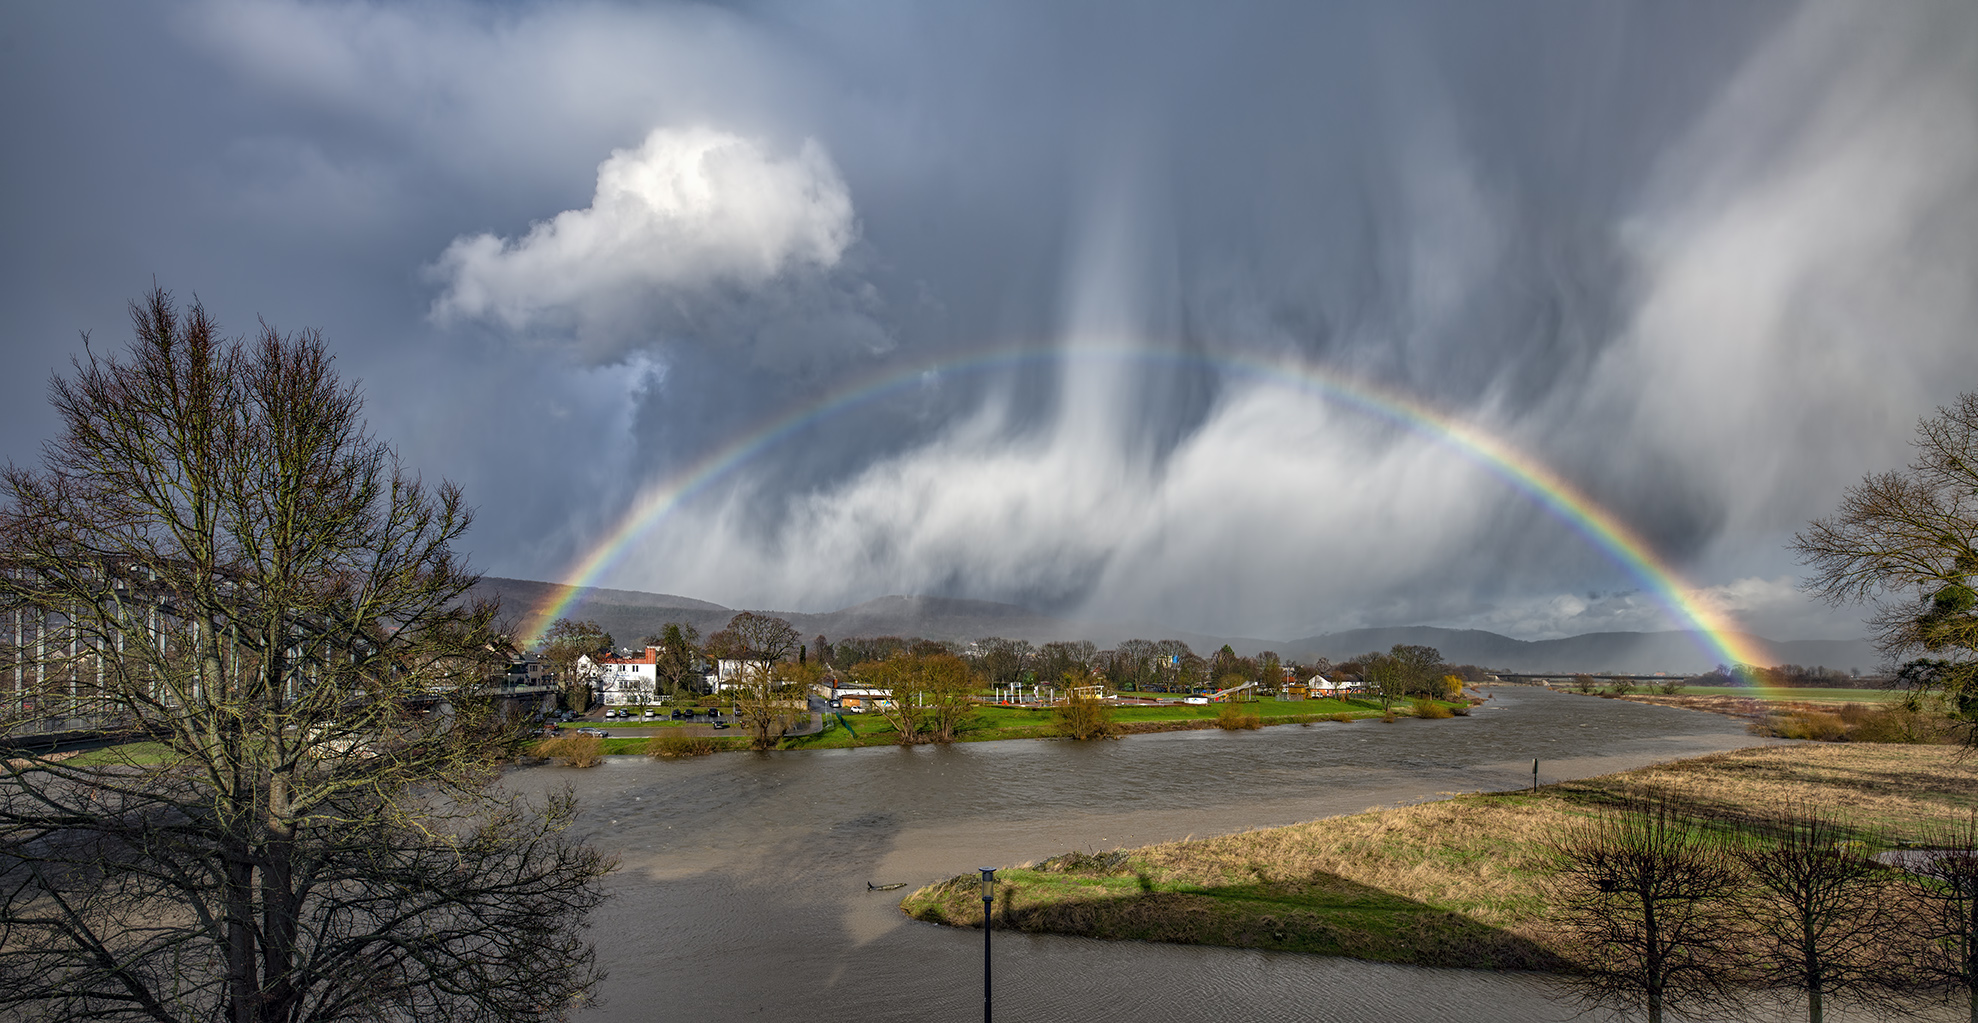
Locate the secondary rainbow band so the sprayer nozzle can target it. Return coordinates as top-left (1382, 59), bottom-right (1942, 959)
top-left (516, 346), bottom-right (1768, 675)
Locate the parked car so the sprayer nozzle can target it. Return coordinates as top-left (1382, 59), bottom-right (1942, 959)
top-left (602, 708), bottom-right (617, 719)
top-left (575, 727), bottom-right (608, 737)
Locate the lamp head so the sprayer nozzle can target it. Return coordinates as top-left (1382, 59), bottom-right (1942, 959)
top-left (978, 866), bottom-right (996, 900)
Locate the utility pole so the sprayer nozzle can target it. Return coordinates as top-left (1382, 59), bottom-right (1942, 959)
top-left (979, 867), bottom-right (995, 1022)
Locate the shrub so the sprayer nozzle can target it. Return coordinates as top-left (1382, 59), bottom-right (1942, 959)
top-left (1610, 679), bottom-right (1635, 696)
top-left (1327, 712), bottom-right (1356, 723)
top-left (534, 734), bottom-right (606, 768)
top-left (1766, 711), bottom-right (1848, 742)
top-left (649, 736), bottom-right (720, 758)
top-left (1056, 692), bottom-right (1118, 740)
top-left (1839, 703), bottom-right (1952, 744)
top-left (1412, 697), bottom-right (1453, 719)
top-left (1216, 704), bottom-right (1262, 730)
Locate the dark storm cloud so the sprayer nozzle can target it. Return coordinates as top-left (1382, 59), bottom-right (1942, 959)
top-left (3, 0), bottom-right (1972, 641)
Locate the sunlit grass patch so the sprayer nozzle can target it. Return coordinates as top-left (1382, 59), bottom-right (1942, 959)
top-left (902, 744), bottom-right (1978, 968)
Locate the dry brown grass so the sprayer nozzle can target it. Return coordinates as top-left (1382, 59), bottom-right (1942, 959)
top-left (1215, 704), bottom-right (1262, 730)
top-left (647, 736), bottom-right (720, 758)
top-left (1565, 743), bottom-right (1978, 840)
top-left (1610, 693), bottom-right (1958, 748)
top-left (1128, 793), bottom-right (1564, 934)
top-left (901, 743), bottom-right (1978, 967)
top-left (1608, 693), bottom-right (1770, 718)
top-left (532, 734), bottom-right (605, 768)
top-left (1752, 702), bottom-right (1957, 744)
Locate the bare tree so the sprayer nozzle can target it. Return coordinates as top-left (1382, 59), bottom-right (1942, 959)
top-left (1036, 640), bottom-right (1096, 691)
top-left (1360, 652), bottom-right (1407, 715)
top-left (1899, 812), bottom-right (1978, 1021)
top-left (1389, 643), bottom-right (1444, 695)
top-left (858, 655), bottom-right (925, 743)
top-left (721, 612), bottom-right (800, 749)
top-left (1054, 668), bottom-right (1117, 740)
top-left (536, 617), bottom-right (611, 713)
top-left (0, 289), bottom-right (610, 1023)
top-left (1737, 803), bottom-right (1901, 1023)
top-left (973, 637), bottom-right (1033, 687)
top-left (865, 652), bottom-right (979, 744)
top-left (1795, 394), bottom-right (1978, 721)
top-left (1550, 791), bottom-right (1747, 1023)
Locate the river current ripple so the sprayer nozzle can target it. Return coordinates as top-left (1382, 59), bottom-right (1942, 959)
top-left (507, 687), bottom-right (1811, 1022)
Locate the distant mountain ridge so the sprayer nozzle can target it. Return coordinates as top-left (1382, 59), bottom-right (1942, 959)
top-left (472, 576), bottom-right (1882, 675)
top-left (1273, 626), bottom-right (1882, 676)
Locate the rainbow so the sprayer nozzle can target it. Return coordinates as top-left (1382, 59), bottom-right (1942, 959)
top-left (513, 345), bottom-right (1768, 676)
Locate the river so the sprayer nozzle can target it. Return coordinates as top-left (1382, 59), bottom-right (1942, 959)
top-left (505, 687), bottom-right (1843, 1021)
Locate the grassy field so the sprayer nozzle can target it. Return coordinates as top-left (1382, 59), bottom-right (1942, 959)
top-left (900, 743), bottom-right (1978, 969)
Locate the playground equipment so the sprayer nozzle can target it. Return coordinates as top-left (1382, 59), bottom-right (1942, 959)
top-left (1207, 680), bottom-right (1256, 702)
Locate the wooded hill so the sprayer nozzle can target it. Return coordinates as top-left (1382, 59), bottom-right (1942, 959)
top-left (471, 577), bottom-right (1881, 675)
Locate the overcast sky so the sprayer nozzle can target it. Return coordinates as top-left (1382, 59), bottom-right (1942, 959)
top-left (4, 1), bottom-right (1974, 643)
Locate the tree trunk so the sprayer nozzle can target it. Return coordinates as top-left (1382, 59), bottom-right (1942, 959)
top-left (1643, 895), bottom-right (1662, 1023)
top-left (227, 854), bottom-right (259, 1023)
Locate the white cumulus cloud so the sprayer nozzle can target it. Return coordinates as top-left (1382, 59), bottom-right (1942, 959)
top-left (431, 126), bottom-right (856, 338)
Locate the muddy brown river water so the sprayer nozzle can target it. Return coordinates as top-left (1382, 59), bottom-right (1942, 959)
top-left (504, 687), bottom-right (1925, 1022)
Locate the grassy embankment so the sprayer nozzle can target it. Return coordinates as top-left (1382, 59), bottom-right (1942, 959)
top-left (775, 698), bottom-right (1419, 751)
top-left (526, 696), bottom-right (1464, 758)
top-left (1675, 685), bottom-right (1907, 702)
top-left (1570, 685), bottom-right (1959, 743)
top-left (900, 743), bottom-right (1978, 970)
top-left (62, 698), bottom-right (1424, 765)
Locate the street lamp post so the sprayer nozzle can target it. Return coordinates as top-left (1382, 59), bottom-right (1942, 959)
top-left (979, 866), bottom-right (996, 1022)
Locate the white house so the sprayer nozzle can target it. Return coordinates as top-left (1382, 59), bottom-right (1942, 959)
top-left (579, 647), bottom-right (662, 706)
top-left (705, 658), bottom-right (752, 692)
top-left (812, 677), bottom-right (891, 712)
top-left (1307, 673), bottom-right (1362, 695)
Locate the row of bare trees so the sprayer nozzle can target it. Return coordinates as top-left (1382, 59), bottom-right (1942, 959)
top-left (1554, 792), bottom-right (1978, 1023)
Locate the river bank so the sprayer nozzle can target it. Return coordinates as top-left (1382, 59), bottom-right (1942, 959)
top-left (899, 742), bottom-right (1978, 969)
top-left (579, 695), bottom-right (1444, 754)
top-left (510, 686), bottom-right (1772, 1022)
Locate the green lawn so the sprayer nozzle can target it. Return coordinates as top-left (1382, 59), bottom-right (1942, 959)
top-left (61, 742), bottom-right (178, 767)
top-left (776, 698), bottom-right (1415, 750)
